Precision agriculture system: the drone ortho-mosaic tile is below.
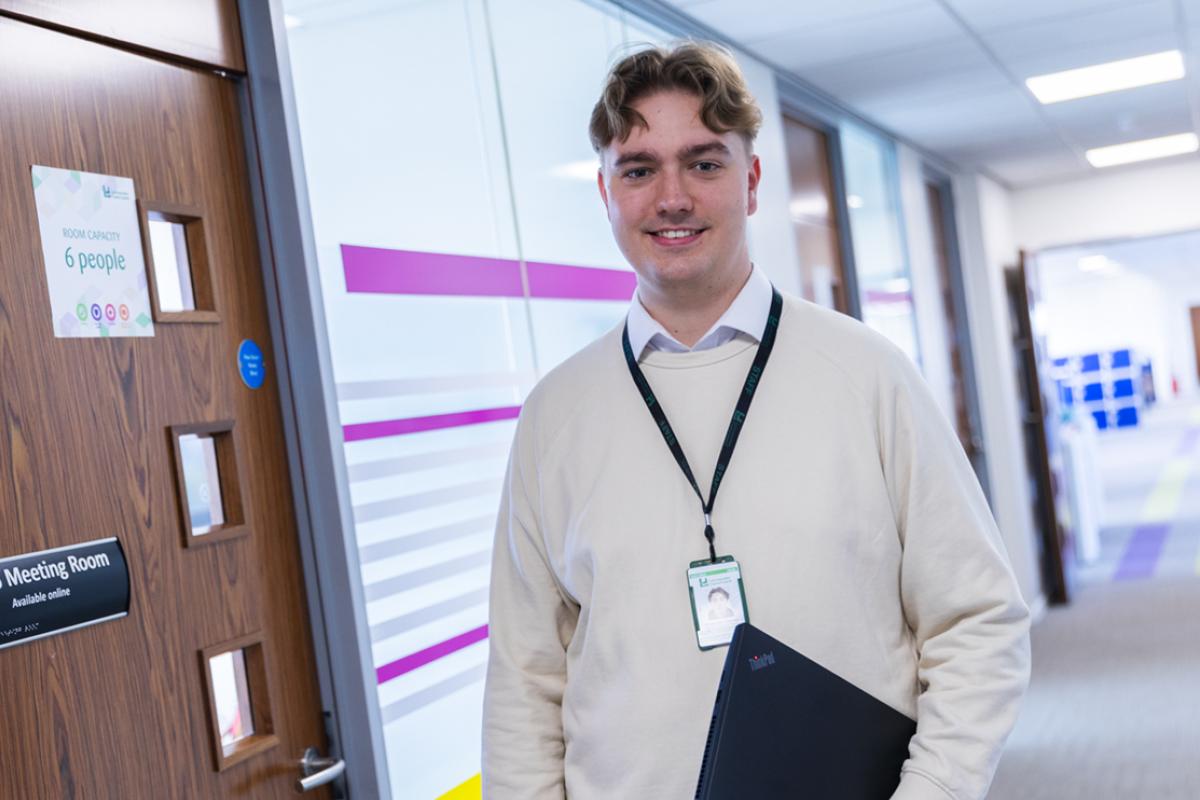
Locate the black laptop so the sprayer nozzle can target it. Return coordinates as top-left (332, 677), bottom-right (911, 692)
top-left (695, 624), bottom-right (917, 799)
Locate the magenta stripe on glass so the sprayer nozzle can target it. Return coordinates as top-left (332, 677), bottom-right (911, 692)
top-left (341, 244), bottom-right (634, 301)
top-left (863, 289), bottom-right (914, 305)
top-left (342, 245), bottom-right (524, 298)
top-left (526, 260), bottom-right (636, 301)
top-left (377, 624), bottom-right (489, 685)
top-left (344, 405), bottom-right (521, 442)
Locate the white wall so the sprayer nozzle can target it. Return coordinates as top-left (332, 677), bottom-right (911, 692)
top-left (1012, 159), bottom-right (1200, 251)
top-left (896, 143), bottom-right (955, 421)
top-left (739, 56), bottom-right (803, 296)
top-left (1033, 257), bottom-right (1175, 401)
top-left (952, 172), bottom-right (1044, 614)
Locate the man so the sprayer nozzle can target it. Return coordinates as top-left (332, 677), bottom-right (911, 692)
top-left (483, 42), bottom-right (1030, 800)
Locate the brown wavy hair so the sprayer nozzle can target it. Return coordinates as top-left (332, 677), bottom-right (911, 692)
top-left (589, 41), bottom-right (762, 153)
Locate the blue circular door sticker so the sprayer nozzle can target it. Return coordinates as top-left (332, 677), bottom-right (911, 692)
top-left (238, 339), bottom-right (266, 389)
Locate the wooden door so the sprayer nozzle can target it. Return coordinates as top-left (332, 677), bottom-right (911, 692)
top-left (1191, 306), bottom-right (1200, 384)
top-left (782, 116), bottom-right (851, 314)
top-left (1005, 256), bottom-right (1071, 606)
top-left (0, 15), bottom-right (331, 799)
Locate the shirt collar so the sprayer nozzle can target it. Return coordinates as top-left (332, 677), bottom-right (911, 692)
top-left (625, 264), bottom-right (773, 358)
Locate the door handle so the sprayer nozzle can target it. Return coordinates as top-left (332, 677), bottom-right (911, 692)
top-left (295, 746), bottom-right (346, 793)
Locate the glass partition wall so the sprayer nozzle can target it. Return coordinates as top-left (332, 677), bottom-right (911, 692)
top-left (839, 122), bottom-right (923, 365)
top-left (281, 1), bottom-right (667, 796)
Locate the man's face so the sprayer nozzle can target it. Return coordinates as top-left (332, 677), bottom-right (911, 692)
top-left (597, 90), bottom-right (760, 299)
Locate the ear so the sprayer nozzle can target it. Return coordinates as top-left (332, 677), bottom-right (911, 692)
top-left (746, 154), bottom-right (762, 217)
top-left (597, 165), bottom-right (611, 218)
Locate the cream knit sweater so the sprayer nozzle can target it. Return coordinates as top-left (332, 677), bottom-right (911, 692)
top-left (483, 295), bottom-right (1030, 799)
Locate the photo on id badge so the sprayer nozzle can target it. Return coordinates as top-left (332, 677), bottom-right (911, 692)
top-left (687, 556), bottom-right (749, 650)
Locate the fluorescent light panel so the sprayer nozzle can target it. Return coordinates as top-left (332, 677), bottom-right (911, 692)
top-left (1026, 50), bottom-right (1185, 104)
top-left (1086, 133), bottom-right (1199, 168)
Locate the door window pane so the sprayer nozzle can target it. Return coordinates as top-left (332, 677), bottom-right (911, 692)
top-left (147, 214), bottom-right (196, 312)
top-left (209, 649), bottom-right (254, 754)
top-left (178, 433), bottom-right (224, 535)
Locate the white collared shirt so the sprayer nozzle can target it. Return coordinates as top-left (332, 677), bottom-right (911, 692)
top-left (625, 264), bottom-right (773, 358)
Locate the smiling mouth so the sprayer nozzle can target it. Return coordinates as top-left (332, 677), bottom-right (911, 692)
top-left (648, 227), bottom-right (706, 245)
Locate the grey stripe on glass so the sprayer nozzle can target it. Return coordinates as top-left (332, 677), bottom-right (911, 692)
top-left (337, 371), bottom-right (535, 400)
top-left (353, 478), bottom-right (502, 524)
top-left (347, 441), bottom-right (510, 483)
top-left (370, 587), bottom-right (490, 643)
top-left (363, 549), bottom-right (492, 602)
top-left (380, 662), bottom-right (487, 725)
top-left (359, 515), bottom-right (494, 565)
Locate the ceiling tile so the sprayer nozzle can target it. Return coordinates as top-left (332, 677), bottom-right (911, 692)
top-left (680, 0), bottom-right (932, 45)
top-left (985, 149), bottom-right (1089, 187)
top-left (748, 2), bottom-right (961, 70)
top-left (866, 87), bottom-right (1049, 151)
top-left (982, 0), bottom-right (1176, 71)
top-left (942, 0), bottom-right (1137, 32)
top-left (1038, 81), bottom-right (1195, 148)
top-left (795, 38), bottom-right (1005, 107)
top-left (997, 31), bottom-right (1184, 81)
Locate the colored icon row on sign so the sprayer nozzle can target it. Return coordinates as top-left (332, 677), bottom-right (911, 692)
top-left (76, 302), bottom-right (131, 322)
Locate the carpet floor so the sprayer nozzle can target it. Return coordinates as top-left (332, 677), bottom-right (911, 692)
top-left (987, 400), bottom-right (1200, 799)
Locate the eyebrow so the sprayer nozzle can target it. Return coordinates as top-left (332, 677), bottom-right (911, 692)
top-left (611, 140), bottom-right (732, 169)
top-left (679, 141), bottom-right (732, 160)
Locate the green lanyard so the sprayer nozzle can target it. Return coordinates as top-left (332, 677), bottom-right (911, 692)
top-left (621, 288), bottom-right (783, 562)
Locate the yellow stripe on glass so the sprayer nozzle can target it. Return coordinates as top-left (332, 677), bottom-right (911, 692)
top-left (437, 774), bottom-right (481, 800)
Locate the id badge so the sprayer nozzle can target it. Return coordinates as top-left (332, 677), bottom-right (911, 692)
top-left (686, 555), bottom-right (749, 650)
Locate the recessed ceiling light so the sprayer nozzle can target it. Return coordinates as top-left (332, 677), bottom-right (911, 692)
top-left (1026, 50), bottom-right (1185, 104)
top-left (846, 194), bottom-right (864, 209)
top-left (284, 14), bottom-right (304, 29)
top-left (1086, 133), bottom-right (1199, 168)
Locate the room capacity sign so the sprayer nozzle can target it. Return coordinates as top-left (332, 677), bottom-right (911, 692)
top-left (31, 165), bottom-right (155, 338)
top-left (0, 538), bottom-right (131, 650)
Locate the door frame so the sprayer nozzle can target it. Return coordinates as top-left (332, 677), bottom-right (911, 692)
top-left (923, 168), bottom-right (993, 502)
top-left (236, 1), bottom-right (391, 797)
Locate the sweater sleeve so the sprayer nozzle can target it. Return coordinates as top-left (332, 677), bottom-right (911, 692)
top-left (482, 403), bottom-right (577, 799)
top-left (878, 352), bottom-right (1032, 800)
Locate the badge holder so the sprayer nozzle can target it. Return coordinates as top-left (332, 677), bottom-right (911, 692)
top-left (686, 555), bottom-right (749, 650)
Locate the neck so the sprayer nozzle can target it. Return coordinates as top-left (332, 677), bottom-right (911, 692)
top-left (639, 263), bottom-right (752, 347)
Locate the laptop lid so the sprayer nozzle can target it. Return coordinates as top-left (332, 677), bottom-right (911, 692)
top-left (695, 623), bottom-right (917, 800)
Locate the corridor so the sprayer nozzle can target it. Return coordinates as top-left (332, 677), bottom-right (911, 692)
top-left (989, 401), bottom-right (1200, 799)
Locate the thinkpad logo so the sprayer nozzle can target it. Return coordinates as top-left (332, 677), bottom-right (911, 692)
top-left (748, 651), bottom-right (775, 671)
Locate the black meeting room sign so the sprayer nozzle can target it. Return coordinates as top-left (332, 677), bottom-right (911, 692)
top-left (0, 537), bottom-right (130, 650)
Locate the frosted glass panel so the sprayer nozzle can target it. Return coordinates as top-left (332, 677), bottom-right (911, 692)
top-left (285, 1), bottom-right (530, 797)
top-left (147, 215), bottom-right (195, 312)
top-left (178, 433), bottom-right (224, 535)
top-left (841, 123), bottom-right (922, 364)
top-left (210, 649), bottom-right (254, 754)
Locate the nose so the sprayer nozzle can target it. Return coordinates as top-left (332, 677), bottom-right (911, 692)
top-left (655, 168), bottom-right (693, 218)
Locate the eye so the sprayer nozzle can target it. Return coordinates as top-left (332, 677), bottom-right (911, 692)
top-left (622, 167), bottom-right (652, 180)
top-left (694, 161), bottom-right (723, 173)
